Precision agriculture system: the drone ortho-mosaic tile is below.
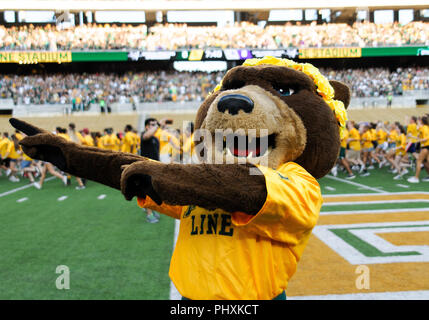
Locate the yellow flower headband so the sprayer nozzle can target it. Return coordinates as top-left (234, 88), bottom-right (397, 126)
top-left (211, 56), bottom-right (348, 139)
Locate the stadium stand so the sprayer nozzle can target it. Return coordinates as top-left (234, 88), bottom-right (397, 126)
top-left (0, 21), bottom-right (428, 50)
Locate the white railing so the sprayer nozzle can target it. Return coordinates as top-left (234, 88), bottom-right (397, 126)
top-left (3, 90), bottom-right (429, 116)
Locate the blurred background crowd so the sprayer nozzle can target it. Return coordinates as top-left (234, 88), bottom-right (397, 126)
top-left (1, 67), bottom-right (428, 106)
top-left (0, 21), bottom-right (428, 51)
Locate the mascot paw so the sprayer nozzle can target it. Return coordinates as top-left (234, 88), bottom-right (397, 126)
top-left (120, 163), bottom-right (162, 204)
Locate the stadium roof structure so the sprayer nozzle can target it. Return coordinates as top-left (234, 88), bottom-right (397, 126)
top-left (1, 0), bottom-right (428, 11)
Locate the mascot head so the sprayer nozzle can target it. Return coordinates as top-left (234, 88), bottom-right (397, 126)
top-left (194, 56), bottom-right (350, 179)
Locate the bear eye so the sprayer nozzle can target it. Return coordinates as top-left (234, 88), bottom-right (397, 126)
top-left (275, 86), bottom-right (295, 97)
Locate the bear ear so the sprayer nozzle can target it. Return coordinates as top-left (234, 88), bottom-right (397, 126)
top-left (329, 80), bottom-right (351, 109)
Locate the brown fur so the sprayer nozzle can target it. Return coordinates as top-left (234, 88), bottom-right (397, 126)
top-left (195, 65), bottom-right (350, 179)
top-left (121, 161), bottom-right (266, 214)
top-left (10, 64), bottom-right (350, 214)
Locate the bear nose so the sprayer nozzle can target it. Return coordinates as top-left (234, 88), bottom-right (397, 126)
top-left (217, 94), bottom-right (254, 115)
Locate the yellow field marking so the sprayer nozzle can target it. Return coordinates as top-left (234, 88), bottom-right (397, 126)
top-left (377, 231), bottom-right (429, 246)
top-left (318, 211), bottom-right (429, 225)
top-left (287, 234), bottom-right (429, 297)
top-left (323, 193), bottom-right (429, 203)
top-left (288, 193), bottom-right (429, 297)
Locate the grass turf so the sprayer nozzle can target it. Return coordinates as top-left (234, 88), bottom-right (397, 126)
top-left (0, 164), bottom-right (428, 300)
top-left (0, 175), bottom-right (175, 299)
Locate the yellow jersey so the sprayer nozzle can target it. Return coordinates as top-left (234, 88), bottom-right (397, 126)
top-left (15, 132), bottom-right (24, 141)
top-left (370, 129), bottom-right (377, 142)
top-left (76, 131), bottom-right (85, 144)
top-left (361, 131), bottom-right (373, 149)
top-left (4, 139), bottom-right (21, 159)
top-left (348, 128), bottom-right (361, 151)
top-left (407, 123), bottom-right (418, 143)
top-left (182, 133), bottom-right (196, 157)
top-left (106, 134), bottom-right (121, 152)
top-left (376, 129), bottom-right (388, 145)
top-left (420, 125), bottom-right (429, 147)
top-left (137, 162), bottom-right (322, 300)
top-left (0, 138), bottom-right (9, 158)
top-left (121, 131), bottom-right (136, 154)
top-left (154, 128), bottom-right (180, 156)
top-left (389, 130), bottom-right (398, 145)
top-left (396, 133), bottom-right (407, 156)
top-left (82, 135), bottom-right (95, 147)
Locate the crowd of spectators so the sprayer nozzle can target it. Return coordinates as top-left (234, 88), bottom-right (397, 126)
top-left (0, 21), bottom-right (428, 51)
top-left (0, 67), bottom-right (428, 106)
top-left (324, 67), bottom-right (429, 98)
top-left (0, 71), bottom-right (223, 106)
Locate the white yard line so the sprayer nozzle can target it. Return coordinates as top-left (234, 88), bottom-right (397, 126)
top-left (0, 177), bottom-right (55, 198)
top-left (57, 196), bottom-right (68, 201)
top-left (323, 191), bottom-right (429, 198)
top-left (323, 199), bottom-right (429, 206)
top-left (320, 208), bottom-right (429, 215)
top-left (97, 194), bottom-right (106, 200)
top-left (289, 290), bottom-right (429, 300)
top-left (325, 175), bottom-right (385, 193)
top-left (396, 184), bottom-right (410, 188)
top-left (16, 197), bottom-right (28, 203)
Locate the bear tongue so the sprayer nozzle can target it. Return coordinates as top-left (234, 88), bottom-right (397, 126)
top-left (232, 145), bottom-right (260, 158)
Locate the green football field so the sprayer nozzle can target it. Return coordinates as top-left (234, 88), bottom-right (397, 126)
top-left (0, 166), bottom-right (428, 300)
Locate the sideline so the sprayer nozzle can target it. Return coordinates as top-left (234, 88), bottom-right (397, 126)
top-left (325, 175), bottom-right (385, 193)
top-left (0, 177), bottom-right (55, 198)
top-left (289, 290), bottom-right (429, 300)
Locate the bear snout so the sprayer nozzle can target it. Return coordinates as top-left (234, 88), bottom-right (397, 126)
top-left (217, 94), bottom-right (254, 115)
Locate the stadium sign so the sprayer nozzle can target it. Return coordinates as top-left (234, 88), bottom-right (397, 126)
top-left (128, 50), bottom-right (176, 61)
top-left (0, 51), bottom-right (71, 64)
top-left (418, 48), bottom-right (429, 56)
top-left (299, 47), bottom-right (362, 59)
top-left (251, 49), bottom-right (298, 59)
top-left (223, 49), bottom-right (253, 61)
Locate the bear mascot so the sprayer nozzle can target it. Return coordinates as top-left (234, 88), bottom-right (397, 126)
top-left (10, 56), bottom-right (350, 300)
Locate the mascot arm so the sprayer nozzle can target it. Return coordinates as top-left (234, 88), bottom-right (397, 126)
top-left (120, 161), bottom-right (267, 215)
top-left (9, 118), bottom-right (146, 191)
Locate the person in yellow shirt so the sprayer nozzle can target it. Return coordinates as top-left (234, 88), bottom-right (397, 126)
top-left (20, 148), bottom-right (40, 188)
top-left (375, 122), bottom-right (389, 166)
top-left (182, 122), bottom-right (197, 164)
top-left (81, 128), bottom-right (95, 147)
top-left (408, 116), bottom-right (429, 183)
top-left (15, 130), bottom-right (24, 141)
top-left (68, 123), bottom-right (85, 145)
top-left (406, 116), bottom-right (419, 160)
top-left (54, 128), bottom-right (86, 190)
top-left (121, 125), bottom-right (137, 154)
top-left (386, 124), bottom-right (408, 179)
top-left (153, 126), bottom-right (180, 163)
top-left (331, 127), bottom-right (355, 179)
top-left (56, 127), bottom-right (70, 141)
top-left (2, 134), bottom-right (22, 182)
top-left (102, 128), bottom-right (120, 151)
top-left (346, 122), bottom-right (366, 174)
top-left (132, 130), bottom-right (140, 155)
top-left (0, 133), bottom-right (12, 177)
top-left (385, 123), bottom-right (399, 170)
top-left (98, 129), bottom-right (110, 150)
top-left (363, 125), bottom-right (382, 170)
